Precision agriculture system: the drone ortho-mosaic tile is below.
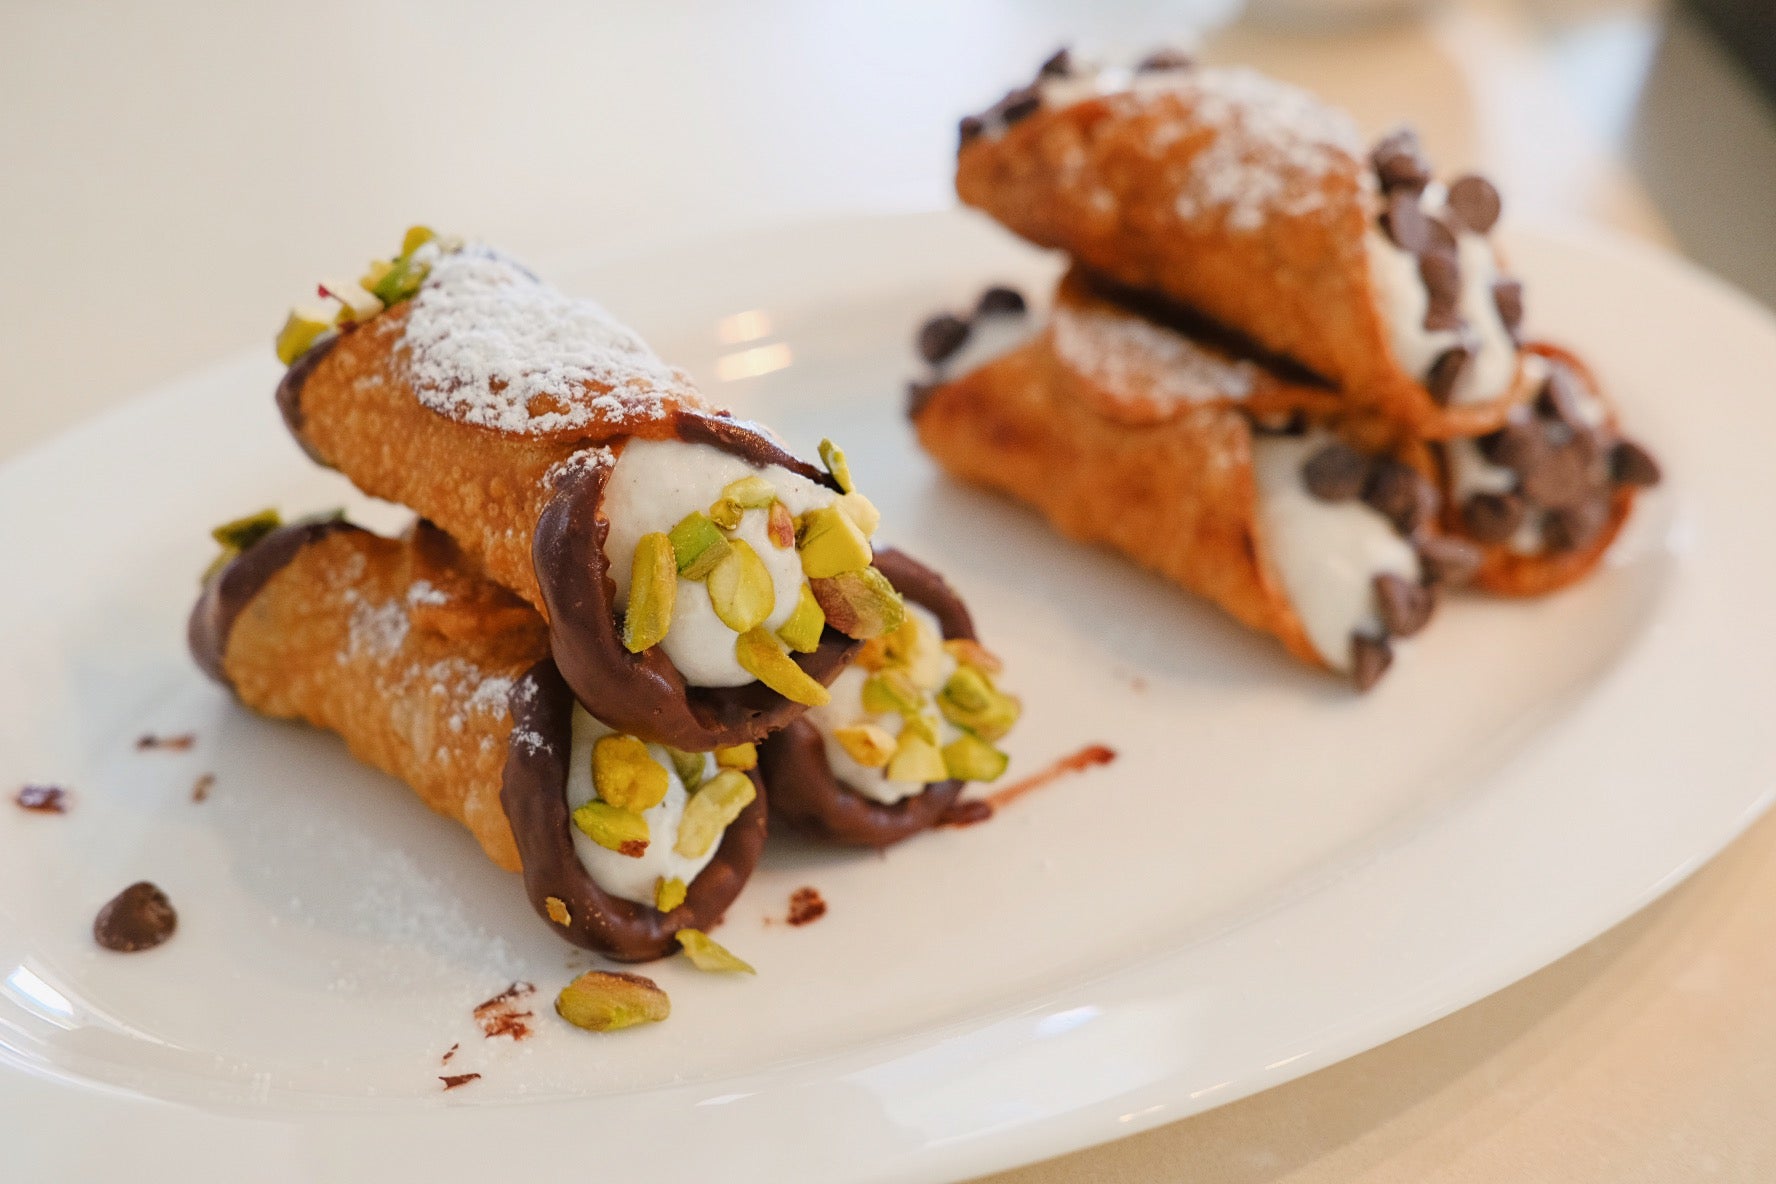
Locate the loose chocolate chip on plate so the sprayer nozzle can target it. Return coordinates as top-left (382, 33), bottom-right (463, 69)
top-left (93, 881), bottom-right (177, 952)
top-left (1463, 492), bottom-right (1527, 543)
top-left (1447, 174), bottom-right (1502, 234)
top-left (1350, 634), bottom-right (1394, 692)
top-left (1363, 459), bottom-right (1439, 535)
top-left (1381, 191), bottom-right (1431, 252)
top-left (1425, 346), bottom-right (1471, 404)
top-left (916, 312), bottom-right (971, 365)
top-left (1544, 495), bottom-right (1611, 552)
top-left (1136, 48), bottom-right (1194, 73)
top-left (1374, 573), bottom-right (1435, 638)
top-left (1493, 278), bottom-right (1524, 331)
top-left (1416, 534), bottom-right (1485, 586)
top-left (1611, 439), bottom-right (1662, 487)
top-left (1519, 438), bottom-right (1595, 509)
top-left (1301, 442), bottom-right (1370, 502)
top-left (975, 285), bottom-right (1027, 317)
top-left (1370, 128), bottom-right (1432, 193)
top-left (1038, 48), bottom-right (1073, 77)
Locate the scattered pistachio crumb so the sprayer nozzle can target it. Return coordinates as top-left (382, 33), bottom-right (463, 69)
top-left (676, 929), bottom-right (756, 975)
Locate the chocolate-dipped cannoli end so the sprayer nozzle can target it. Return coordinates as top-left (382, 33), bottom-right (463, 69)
top-left (274, 329), bottom-right (348, 468)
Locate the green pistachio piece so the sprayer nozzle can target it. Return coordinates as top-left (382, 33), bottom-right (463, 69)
top-left (834, 491), bottom-right (881, 536)
top-left (592, 734), bottom-right (670, 812)
top-left (401, 225), bottom-right (437, 255)
top-left (275, 305), bottom-right (334, 366)
top-left (833, 723), bottom-right (896, 769)
top-left (942, 733), bottom-right (1010, 782)
top-left (706, 539), bottom-right (775, 633)
top-left (555, 970), bottom-right (670, 1032)
top-left (358, 258), bottom-right (395, 293)
top-left (210, 508), bottom-right (283, 552)
top-left (735, 627), bottom-right (831, 706)
top-left (811, 568), bottom-right (905, 640)
top-left (674, 769), bottom-right (757, 859)
top-left (622, 532), bottom-right (676, 652)
top-left (655, 876), bottom-right (688, 913)
top-left (714, 743), bottom-right (757, 771)
top-left (368, 251), bottom-right (430, 306)
top-left (322, 278), bottom-right (383, 323)
top-left (668, 511), bottom-right (732, 580)
top-left (818, 438), bottom-right (855, 494)
top-left (766, 501), bottom-right (796, 549)
top-left (796, 505), bottom-right (874, 579)
top-left (664, 747), bottom-right (707, 794)
top-left (708, 474), bottom-right (776, 528)
top-left (900, 713), bottom-right (940, 745)
top-left (571, 799), bottom-right (650, 857)
top-left (776, 583), bottom-right (826, 653)
top-left (937, 668), bottom-right (1023, 743)
top-left (861, 668), bottom-right (924, 717)
top-left (676, 929), bottom-right (756, 975)
top-left (886, 732), bottom-right (948, 783)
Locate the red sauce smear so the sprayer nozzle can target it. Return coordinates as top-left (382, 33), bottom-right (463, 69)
top-left (14, 785), bottom-right (67, 813)
top-left (787, 887), bottom-right (826, 927)
top-left (136, 733), bottom-right (196, 752)
top-left (473, 982), bottom-right (536, 1041)
top-left (440, 1072), bottom-right (481, 1091)
top-left (987, 744), bottom-right (1117, 812)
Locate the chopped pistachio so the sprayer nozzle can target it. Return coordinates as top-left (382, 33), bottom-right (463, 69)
top-left (368, 251), bottom-right (430, 306)
top-left (358, 258), bottom-right (395, 292)
top-left (211, 508), bottom-right (283, 552)
top-left (674, 769), bottom-right (757, 859)
top-left (654, 876), bottom-right (688, 913)
top-left (555, 970), bottom-right (670, 1032)
top-left (592, 734), bottom-right (670, 812)
top-left (709, 474), bottom-right (776, 528)
top-left (937, 668), bottom-right (1022, 742)
top-left (321, 278), bottom-right (383, 323)
top-left (886, 732), bottom-right (948, 783)
top-left (834, 491), bottom-right (881, 537)
top-left (818, 438), bottom-right (855, 493)
top-left (664, 747), bottom-right (707, 794)
top-left (706, 539), bottom-right (775, 633)
top-left (942, 733), bottom-right (1010, 782)
top-left (676, 929), bottom-right (757, 975)
top-left (545, 896), bottom-right (572, 926)
top-left (714, 742), bottom-right (757, 771)
top-left (776, 583), bottom-right (826, 653)
top-left (943, 638), bottom-right (1005, 676)
top-left (622, 532), bottom-right (676, 652)
top-left (833, 724), bottom-right (897, 769)
top-left (668, 511), bottom-right (731, 580)
top-left (796, 504), bottom-right (874, 578)
top-left (767, 501), bottom-right (796, 549)
top-left (275, 305), bottom-right (335, 365)
top-left (570, 800), bottom-right (650, 857)
top-left (861, 668), bottom-right (924, 717)
top-left (735, 628), bottom-right (831, 706)
top-left (860, 615), bottom-right (921, 672)
top-left (401, 224), bottom-right (437, 255)
top-left (811, 568), bottom-right (906, 639)
top-left (899, 713), bottom-right (940, 746)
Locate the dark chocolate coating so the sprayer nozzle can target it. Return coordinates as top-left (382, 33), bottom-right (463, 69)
top-left (274, 330), bottom-right (345, 467)
top-left (757, 549), bottom-right (974, 848)
top-left (187, 517), bottom-right (360, 688)
top-left (532, 411), bottom-right (861, 752)
top-left (499, 661), bottom-right (768, 961)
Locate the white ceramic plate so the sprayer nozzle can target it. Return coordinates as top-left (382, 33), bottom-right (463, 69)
top-left (1, 211), bottom-right (1772, 1182)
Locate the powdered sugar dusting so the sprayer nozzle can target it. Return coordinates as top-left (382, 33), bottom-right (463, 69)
top-left (345, 593), bottom-right (411, 661)
top-left (398, 246), bottom-right (696, 435)
top-left (1051, 300), bottom-right (1256, 405)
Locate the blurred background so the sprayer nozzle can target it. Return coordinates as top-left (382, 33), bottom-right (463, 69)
top-left (2, 0), bottom-right (1773, 461)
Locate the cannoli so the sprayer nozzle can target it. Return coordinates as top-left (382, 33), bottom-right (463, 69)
top-left (273, 229), bottom-right (903, 752)
top-left (189, 513), bottom-right (766, 961)
top-left (911, 272), bottom-right (1481, 689)
top-left (1440, 342), bottom-right (1660, 596)
top-left (954, 50), bottom-right (1540, 438)
top-left (758, 549), bottom-right (1019, 847)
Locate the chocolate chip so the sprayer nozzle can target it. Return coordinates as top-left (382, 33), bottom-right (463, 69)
top-left (1302, 442), bottom-right (1370, 502)
top-left (1425, 346), bottom-right (1471, 404)
top-left (958, 115), bottom-right (985, 148)
top-left (1370, 128), bottom-right (1432, 193)
top-left (1611, 439), bottom-right (1662, 487)
top-left (1374, 573), bottom-right (1435, 638)
top-left (975, 286), bottom-right (1027, 317)
top-left (1423, 216), bottom-right (1458, 257)
top-left (1447, 174), bottom-right (1502, 234)
top-left (15, 784), bottom-right (67, 813)
top-left (1481, 421), bottom-right (1543, 472)
top-left (1493, 278), bottom-right (1523, 331)
top-left (1419, 250), bottom-right (1463, 331)
top-left (1136, 48), bottom-right (1194, 73)
top-left (1416, 534), bottom-right (1485, 586)
top-left (1463, 492), bottom-right (1527, 543)
top-left (917, 312), bottom-right (971, 365)
top-left (1545, 496), bottom-right (1611, 552)
top-left (1351, 634), bottom-right (1394, 692)
top-left (1363, 459), bottom-right (1439, 535)
top-left (1536, 367), bottom-right (1588, 429)
top-left (93, 881), bottom-right (177, 952)
top-left (1381, 191), bottom-right (1431, 252)
top-left (998, 86), bottom-right (1041, 126)
top-left (1038, 48), bottom-right (1073, 78)
top-left (1519, 438), bottom-right (1594, 509)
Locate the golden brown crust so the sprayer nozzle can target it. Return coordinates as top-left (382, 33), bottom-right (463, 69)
top-left (220, 524), bottom-right (550, 871)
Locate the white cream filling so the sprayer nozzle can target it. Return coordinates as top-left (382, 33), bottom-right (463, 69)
top-left (602, 438), bottom-right (837, 686)
top-left (563, 704), bottom-right (722, 905)
top-left (1252, 432), bottom-right (1421, 671)
top-left (939, 311), bottom-right (1036, 380)
top-left (1364, 182), bottom-right (1519, 406)
top-left (800, 604), bottom-right (959, 805)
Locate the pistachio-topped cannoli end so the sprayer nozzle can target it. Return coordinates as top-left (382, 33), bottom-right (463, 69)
top-left (276, 225), bottom-right (456, 367)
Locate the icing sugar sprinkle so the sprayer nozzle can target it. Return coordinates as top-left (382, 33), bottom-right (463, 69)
top-left (398, 246), bottom-right (691, 434)
top-left (1051, 302), bottom-right (1256, 405)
